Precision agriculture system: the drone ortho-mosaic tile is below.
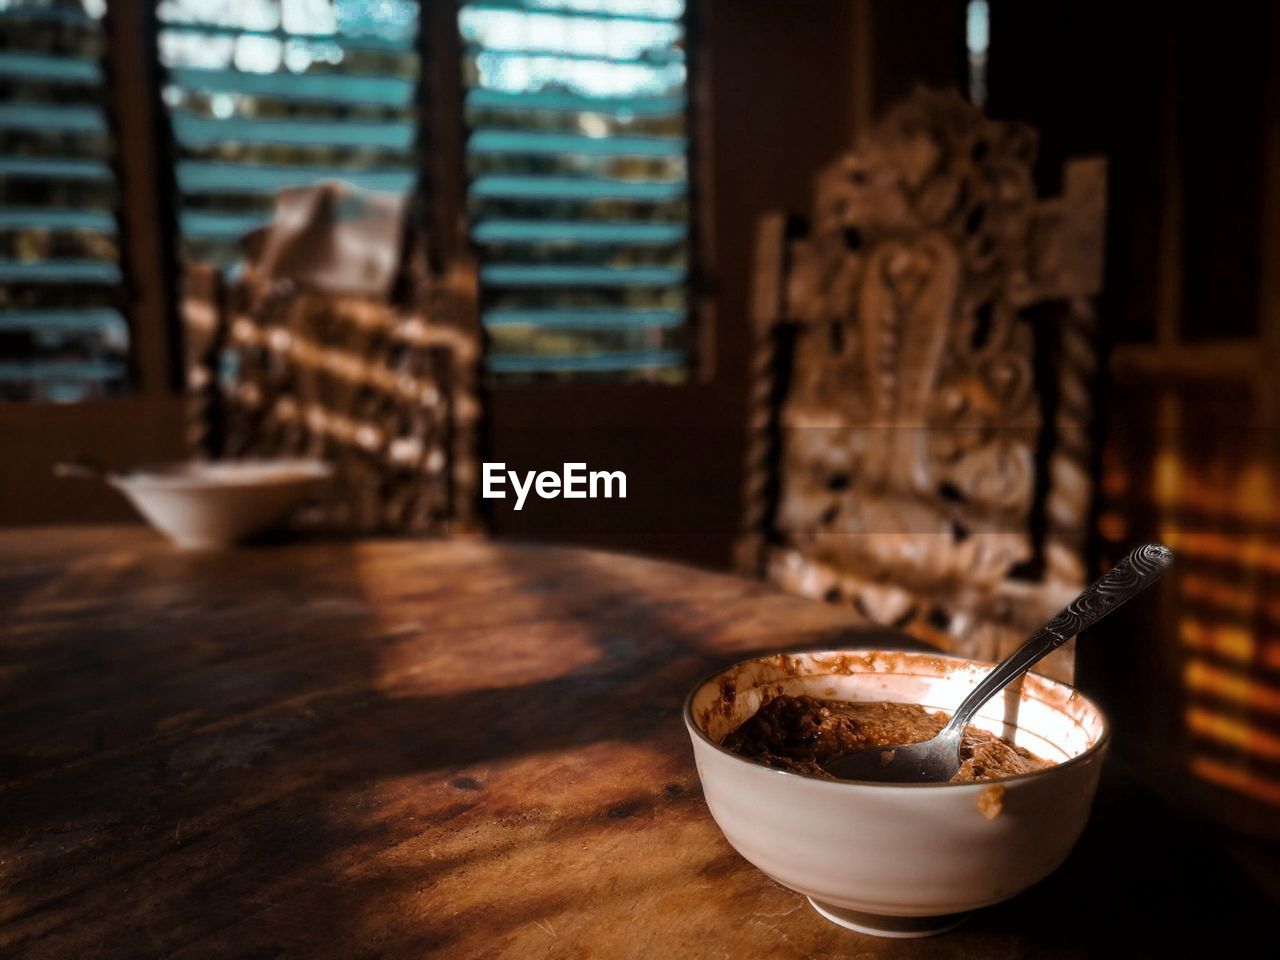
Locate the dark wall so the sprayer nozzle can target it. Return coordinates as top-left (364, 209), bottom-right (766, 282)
top-left (870, 0), bottom-right (966, 112)
top-left (990, 1), bottom-right (1280, 841)
top-left (988, 0), bottom-right (1275, 349)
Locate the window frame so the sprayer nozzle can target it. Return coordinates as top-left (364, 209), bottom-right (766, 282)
top-left (0, 0), bottom-right (724, 528)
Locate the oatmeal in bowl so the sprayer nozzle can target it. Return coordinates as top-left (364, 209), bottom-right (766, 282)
top-left (721, 694), bottom-right (1052, 782)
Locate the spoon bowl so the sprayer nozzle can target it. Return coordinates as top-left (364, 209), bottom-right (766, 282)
top-left (827, 727), bottom-right (968, 783)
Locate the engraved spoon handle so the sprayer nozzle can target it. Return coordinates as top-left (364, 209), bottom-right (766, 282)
top-left (944, 543), bottom-right (1175, 737)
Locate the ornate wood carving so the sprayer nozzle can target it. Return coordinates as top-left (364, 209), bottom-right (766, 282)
top-left (734, 212), bottom-right (792, 575)
top-left (743, 90), bottom-right (1107, 679)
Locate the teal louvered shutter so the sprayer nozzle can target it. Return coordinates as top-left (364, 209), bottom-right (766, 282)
top-left (0, 1), bottom-right (129, 402)
top-left (459, 0), bottom-right (691, 380)
top-left (155, 0), bottom-right (421, 268)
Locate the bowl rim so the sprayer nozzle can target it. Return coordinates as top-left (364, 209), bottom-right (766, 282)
top-left (683, 646), bottom-right (1111, 790)
top-left (110, 458), bottom-right (334, 490)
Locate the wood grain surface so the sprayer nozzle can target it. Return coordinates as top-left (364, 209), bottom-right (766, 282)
top-left (0, 528), bottom-right (1269, 958)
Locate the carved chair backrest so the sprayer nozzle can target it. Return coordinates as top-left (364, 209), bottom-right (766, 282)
top-left (181, 258), bottom-right (482, 536)
top-left (739, 91), bottom-right (1106, 680)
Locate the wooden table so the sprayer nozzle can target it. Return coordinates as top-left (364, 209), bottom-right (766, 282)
top-left (0, 528), bottom-right (1271, 958)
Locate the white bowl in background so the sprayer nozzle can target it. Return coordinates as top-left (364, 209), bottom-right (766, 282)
top-left (110, 459), bottom-right (333, 549)
top-left (684, 648), bottom-right (1109, 938)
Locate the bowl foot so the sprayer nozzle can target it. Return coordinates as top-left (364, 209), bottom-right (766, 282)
top-left (807, 898), bottom-right (969, 938)
top-left (165, 534), bottom-right (241, 550)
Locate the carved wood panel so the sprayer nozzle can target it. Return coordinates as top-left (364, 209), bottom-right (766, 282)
top-left (742, 90), bottom-right (1107, 679)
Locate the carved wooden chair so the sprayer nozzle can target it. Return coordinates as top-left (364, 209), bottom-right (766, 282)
top-left (737, 90), bottom-right (1106, 680)
top-left (180, 183), bottom-right (482, 535)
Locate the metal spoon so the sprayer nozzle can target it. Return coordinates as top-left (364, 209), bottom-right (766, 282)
top-left (823, 543), bottom-right (1175, 783)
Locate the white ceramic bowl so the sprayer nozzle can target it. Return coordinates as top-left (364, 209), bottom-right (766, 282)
top-left (684, 649), bottom-right (1109, 938)
top-left (110, 459), bottom-right (333, 549)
